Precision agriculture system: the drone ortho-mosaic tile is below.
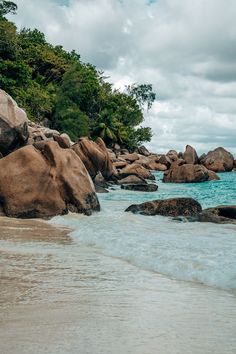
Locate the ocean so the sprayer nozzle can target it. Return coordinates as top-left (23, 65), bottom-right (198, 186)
top-left (52, 171), bottom-right (236, 291)
top-left (1, 171), bottom-right (236, 354)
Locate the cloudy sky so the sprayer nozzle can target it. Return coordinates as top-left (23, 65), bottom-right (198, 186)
top-left (9, 0), bottom-right (236, 155)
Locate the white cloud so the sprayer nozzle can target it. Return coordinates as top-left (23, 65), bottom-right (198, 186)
top-left (10, 0), bottom-right (236, 156)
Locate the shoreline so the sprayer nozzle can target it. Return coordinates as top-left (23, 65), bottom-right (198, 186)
top-left (0, 217), bottom-right (72, 310)
top-left (0, 216), bottom-right (236, 354)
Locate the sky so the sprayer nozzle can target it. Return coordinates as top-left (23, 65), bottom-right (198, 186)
top-left (9, 0), bottom-right (236, 156)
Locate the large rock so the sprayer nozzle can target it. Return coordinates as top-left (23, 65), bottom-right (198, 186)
top-left (158, 155), bottom-right (172, 168)
top-left (166, 150), bottom-right (178, 162)
top-left (149, 162), bottom-right (167, 171)
top-left (118, 163), bottom-right (155, 180)
top-left (135, 155), bottom-right (166, 171)
top-left (201, 147), bottom-right (234, 172)
top-left (137, 145), bottom-right (150, 156)
top-left (0, 90), bottom-right (29, 155)
top-left (198, 206), bottom-right (236, 225)
top-left (117, 175), bottom-right (146, 185)
top-left (113, 160), bottom-right (128, 169)
top-left (0, 142), bottom-right (100, 218)
top-left (72, 137), bottom-right (113, 179)
top-left (125, 197), bottom-right (202, 216)
top-left (53, 133), bottom-right (71, 148)
top-left (163, 164), bottom-right (220, 183)
top-left (183, 145), bottom-right (198, 164)
top-left (119, 153), bottom-right (139, 162)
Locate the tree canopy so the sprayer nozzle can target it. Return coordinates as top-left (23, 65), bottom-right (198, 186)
top-left (0, 2), bottom-right (156, 149)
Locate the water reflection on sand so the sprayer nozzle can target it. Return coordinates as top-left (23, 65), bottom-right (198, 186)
top-left (0, 218), bottom-right (236, 354)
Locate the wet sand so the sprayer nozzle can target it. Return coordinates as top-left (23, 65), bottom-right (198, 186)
top-left (0, 217), bottom-right (236, 354)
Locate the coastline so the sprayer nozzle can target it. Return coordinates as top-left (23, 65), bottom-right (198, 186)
top-left (1, 215), bottom-right (236, 354)
top-left (0, 217), bottom-right (71, 309)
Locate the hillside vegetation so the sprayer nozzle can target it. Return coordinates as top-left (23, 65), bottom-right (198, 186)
top-left (0, 0), bottom-right (156, 149)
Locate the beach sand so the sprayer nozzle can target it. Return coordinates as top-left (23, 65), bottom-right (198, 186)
top-left (0, 217), bottom-right (236, 354)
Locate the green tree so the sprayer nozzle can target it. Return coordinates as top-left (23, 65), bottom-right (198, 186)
top-left (0, 1), bottom-right (17, 17)
top-left (0, 6), bottom-right (156, 149)
top-left (126, 83), bottom-right (156, 111)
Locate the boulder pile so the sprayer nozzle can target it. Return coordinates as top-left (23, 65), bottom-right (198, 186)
top-left (0, 89), bottom-right (235, 220)
top-left (0, 142), bottom-right (100, 218)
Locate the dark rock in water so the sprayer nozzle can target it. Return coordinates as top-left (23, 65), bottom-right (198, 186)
top-left (198, 206), bottom-right (236, 224)
top-left (95, 185), bottom-right (109, 193)
top-left (94, 172), bottom-right (110, 192)
top-left (183, 145), bottom-right (199, 164)
top-left (201, 147), bottom-right (234, 172)
top-left (118, 175), bottom-right (147, 185)
top-left (121, 184), bottom-right (158, 192)
top-left (125, 197), bottom-right (202, 216)
top-left (163, 163), bottom-right (219, 183)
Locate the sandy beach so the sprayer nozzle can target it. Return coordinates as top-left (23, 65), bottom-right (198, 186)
top-left (1, 217), bottom-right (236, 354)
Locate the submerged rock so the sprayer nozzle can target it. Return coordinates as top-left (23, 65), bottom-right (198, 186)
top-left (0, 141), bottom-right (100, 218)
top-left (95, 185), bottom-right (109, 193)
top-left (0, 89), bottom-right (29, 156)
top-left (121, 184), bottom-right (158, 192)
top-left (163, 164), bottom-right (219, 183)
top-left (198, 206), bottom-right (236, 224)
top-left (125, 197), bottom-right (202, 216)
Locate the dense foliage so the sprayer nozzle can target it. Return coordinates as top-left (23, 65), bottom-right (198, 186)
top-left (0, 1), bottom-right (156, 149)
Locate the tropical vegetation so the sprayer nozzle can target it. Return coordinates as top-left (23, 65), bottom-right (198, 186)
top-left (0, 1), bottom-right (156, 149)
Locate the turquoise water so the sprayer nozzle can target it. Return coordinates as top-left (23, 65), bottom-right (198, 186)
top-left (105, 171), bottom-right (236, 208)
top-left (52, 172), bottom-right (236, 291)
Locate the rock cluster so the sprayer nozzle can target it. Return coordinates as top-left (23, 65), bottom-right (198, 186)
top-left (110, 143), bottom-right (235, 187)
top-left (0, 90), bottom-right (235, 220)
top-left (0, 90), bottom-right (113, 218)
top-left (163, 163), bottom-right (219, 183)
top-left (0, 142), bottom-right (100, 218)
